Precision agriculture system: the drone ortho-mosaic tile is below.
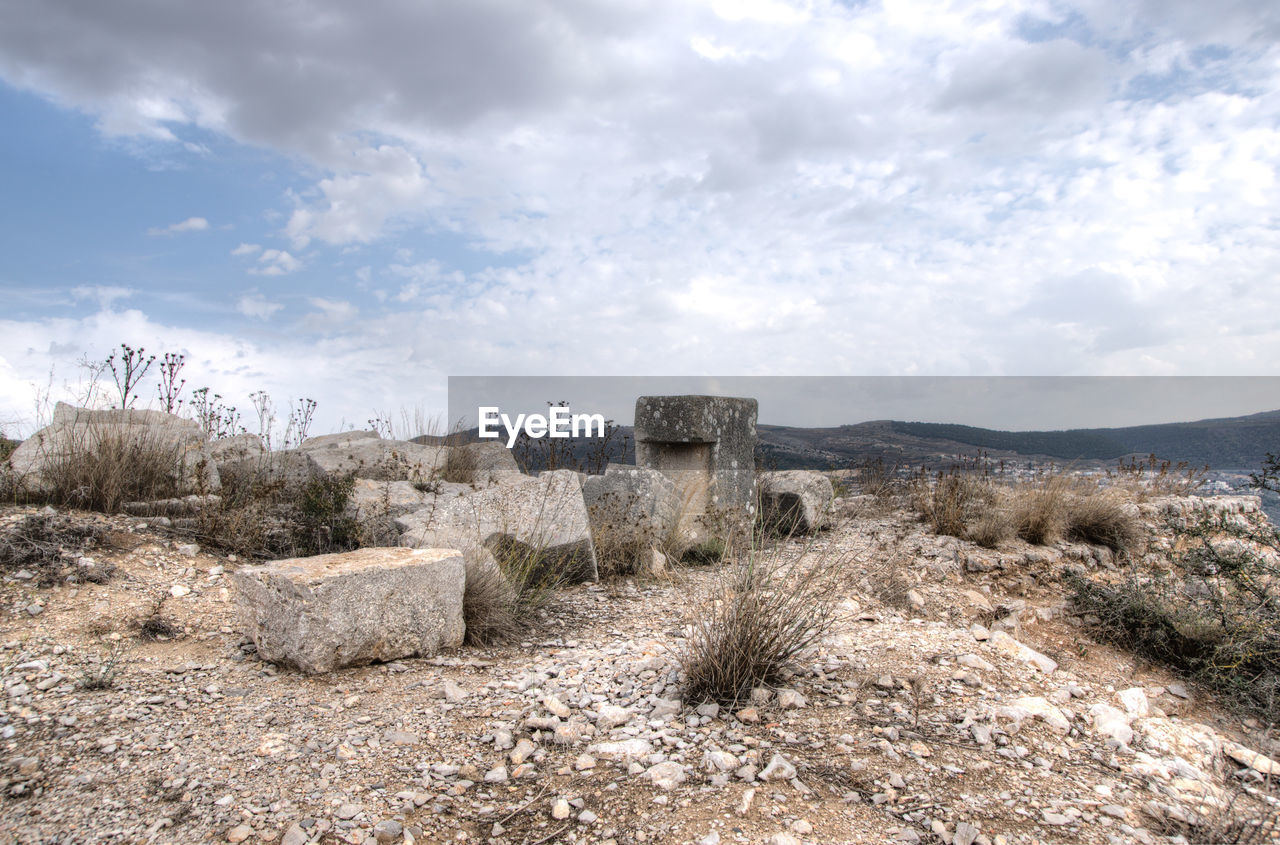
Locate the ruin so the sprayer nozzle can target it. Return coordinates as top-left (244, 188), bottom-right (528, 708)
top-left (633, 394), bottom-right (758, 539)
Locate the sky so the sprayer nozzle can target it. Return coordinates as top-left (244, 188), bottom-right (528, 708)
top-left (1, 0), bottom-right (1279, 437)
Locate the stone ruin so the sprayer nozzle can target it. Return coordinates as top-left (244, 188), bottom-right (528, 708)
top-left (3, 395), bottom-right (835, 673)
top-left (632, 394), bottom-right (758, 541)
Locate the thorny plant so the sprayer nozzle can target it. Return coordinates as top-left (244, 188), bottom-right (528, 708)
top-left (105, 344), bottom-right (155, 410)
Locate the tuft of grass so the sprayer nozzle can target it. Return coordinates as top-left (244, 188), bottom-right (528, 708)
top-left (913, 473), bottom-right (1000, 541)
top-left (39, 423), bottom-right (185, 513)
top-left (463, 540), bottom-right (566, 646)
top-left (916, 471), bottom-right (1141, 553)
top-left (1008, 475), bottom-right (1072, 546)
top-left (679, 529), bottom-right (852, 705)
top-left (441, 444), bottom-right (479, 485)
top-left (1064, 488), bottom-right (1140, 552)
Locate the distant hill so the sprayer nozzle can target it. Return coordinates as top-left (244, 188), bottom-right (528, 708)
top-left (758, 410), bottom-right (1280, 471)
top-left (417, 409), bottom-right (1280, 473)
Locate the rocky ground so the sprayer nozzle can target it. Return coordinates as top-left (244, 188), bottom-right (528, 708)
top-left (1, 497), bottom-right (1278, 845)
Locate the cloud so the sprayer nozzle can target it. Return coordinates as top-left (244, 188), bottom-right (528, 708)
top-left (236, 293), bottom-right (283, 320)
top-left (1, 0), bottom-right (1280, 403)
top-left (305, 297), bottom-right (357, 324)
top-left (248, 249), bottom-right (301, 276)
top-left (146, 216), bottom-right (209, 236)
top-left (69, 285), bottom-right (134, 309)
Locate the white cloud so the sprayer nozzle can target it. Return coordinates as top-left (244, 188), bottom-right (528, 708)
top-left (1, 0), bottom-right (1280, 398)
top-left (69, 285), bottom-right (134, 309)
top-left (147, 216), bottom-right (209, 236)
top-left (236, 293), bottom-right (284, 320)
top-left (305, 297), bottom-right (358, 324)
top-left (249, 249), bottom-right (301, 276)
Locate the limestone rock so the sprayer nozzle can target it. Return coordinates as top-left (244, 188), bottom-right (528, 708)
top-left (232, 547), bottom-right (465, 673)
top-left (988, 630), bottom-right (1057, 674)
top-left (758, 470), bottom-right (835, 534)
top-left (582, 464), bottom-right (682, 558)
top-left (299, 431), bottom-right (445, 482)
top-left (7, 402), bottom-right (218, 496)
top-left (396, 469), bottom-right (598, 581)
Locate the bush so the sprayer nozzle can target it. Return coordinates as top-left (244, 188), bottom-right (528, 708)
top-left (190, 459), bottom-right (361, 559)
top-left (39, 425), bottom-right (185, 513)
top-left (462, 539), bottom-right (565, 646)
top-left (0, 510), bottom-right (114, 585)
top-left (679, 534), bottom-right (851, 705)
top-left (1069, 472), bottom-right (1280, 719)
top-left (681, 536), bottom-right (727, 566)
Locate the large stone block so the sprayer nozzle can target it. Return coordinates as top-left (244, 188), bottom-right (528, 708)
top-left (633, 395), bottom-right (758, 538)
top-left (396, 469), bottom-right (597, 581)
top-left (298, 431), bottom-right (446, 482)
top-left (6, 402), bottom-right (218, 495)
top-left (759, 470), bottom-right (835, 534)
top-left (582, 463), bottom-right (682, 553)
top-left (232, 547), bottom-right (465, 673)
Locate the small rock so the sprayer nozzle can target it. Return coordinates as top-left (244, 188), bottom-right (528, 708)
top-left (335, 804), bottom-right (361, 821)
top-left (551, 798), bottom-right (571, 820)
top-left (759, 753), bottom-right (797, 782)
top-left (226, 825), bottom-right (254, 843)
top-left (777, 689), bottom-right (807, 709)
top-left (441, 680), bottom-right (466, 703)
top-left (645, 761), bottom-right (688, 790)
top-left (373, 819), bottom-right (403, 843)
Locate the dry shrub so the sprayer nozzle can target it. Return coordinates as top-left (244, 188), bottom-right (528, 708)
top-left (40, 424), bottom-right (185, 513)
top-left (1069, 498), bottom-right (1280, 720)
top-left (1146, 785), bottom-right (1280, 845)
top-left (1008, 475), bottom-right (1072, 546)
top-left (0, 511), bottom-right (113, 585)
top-left (190, 456), bottom-right (360, 559)
top-left (680, 533), bottom-right (852, 705)
top-left (913, 473), bottom-right (1000, 540)
top-left (463, 540), bottom-right (565, 646)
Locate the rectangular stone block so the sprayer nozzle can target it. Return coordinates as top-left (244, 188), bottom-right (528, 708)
top-left (232, 547), bottom-right (465, 673)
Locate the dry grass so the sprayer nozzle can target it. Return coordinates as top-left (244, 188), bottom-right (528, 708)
top-left (0, 511), bottom-right (113, 585)
top-left (915, 471), bottom-right (1141, 553)
top-left (441, 444), bottom-right (479, 485)
top-left (463, 541), bottom-right (566, 646)
top-left (189, 456), bottom-right (361, 560)
top-left (913, 473), bottom-right (1000, 542)
top-left (39, 424), bottom-right (186, 513)
top-left (679, 530), bottom-right (852, 705)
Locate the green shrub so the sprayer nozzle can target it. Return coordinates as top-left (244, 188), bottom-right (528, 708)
top-left (1069, 463), bottom-right (1280, 720)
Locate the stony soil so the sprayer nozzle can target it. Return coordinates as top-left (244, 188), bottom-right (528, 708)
top-left (1, 497), bottom-right (1278, 845)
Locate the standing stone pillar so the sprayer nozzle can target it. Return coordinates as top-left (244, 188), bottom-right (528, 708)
top-left (633, 395), bottom-right (758, 543)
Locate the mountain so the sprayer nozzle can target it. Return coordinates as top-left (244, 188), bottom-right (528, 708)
top-left (758, 409), bottom-right (1280, 471)
top-left (421, 409), bottom-right (1280, 473)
